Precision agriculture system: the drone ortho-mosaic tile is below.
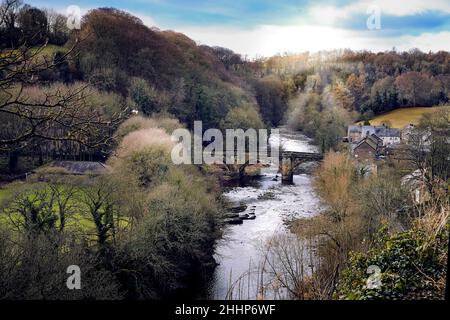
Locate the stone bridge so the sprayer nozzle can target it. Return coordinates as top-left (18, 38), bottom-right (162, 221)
top-left (216, 150), bottom-right (324, 183)
top-left (280, 151), bottom-right (324, 183)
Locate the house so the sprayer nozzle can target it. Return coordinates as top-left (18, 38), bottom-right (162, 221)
top-left (401, 124), bottom-right (415, 143)
top-left (401, 170), bottom-right (430, 204)
top-left (374, 126), bottom-right (401, 146)
top-left (352, 136), bottom-right (380, 162)
top-left (347, 125), bottom-right (375, 143)
top-left (403, 126), bottom-right (432, 148)
top-left (369, 133), bottom-right (383, 145)
top-left (347, 125), bottom-right (361, 143)
top-left (385, 143), bottom-right (411, 164)
top-left (347, 124), bottom-right (401, 146)
top-left (36, 161), bottom-right (110, 177)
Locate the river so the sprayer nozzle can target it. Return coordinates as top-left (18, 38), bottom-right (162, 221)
top-left (208, 127), bottom-right (325, 300)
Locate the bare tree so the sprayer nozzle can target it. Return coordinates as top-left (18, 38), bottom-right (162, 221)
top-left (79, 178), bottom-right (122, 247)
top-left (0, 0), bottom-right (23, 44)
top-left (0, 3), bottom-right (128, 154)
top-left (2, 181), bottom-right (79, 237)
top-left (408, 109), bottom-right (450, 195)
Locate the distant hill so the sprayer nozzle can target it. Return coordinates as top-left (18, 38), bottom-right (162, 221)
top-left (358, 106), bottom-right (450, 128)
top-left (70, 8), bottom-right (261, 130)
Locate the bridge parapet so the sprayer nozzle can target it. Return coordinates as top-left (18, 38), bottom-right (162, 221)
top-left (281, 151), bottom-right (324, 161)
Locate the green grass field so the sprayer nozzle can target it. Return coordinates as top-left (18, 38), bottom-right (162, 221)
top-left (359, 106), bottom-right (449, 128)
top-left (0, 186), bottom-right (12, 203)
top-left (1, 45), bottom-right (66, 61)
top-left (0, 181), bottom-right (130, 237)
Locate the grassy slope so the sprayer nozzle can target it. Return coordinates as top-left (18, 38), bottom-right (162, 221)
top-left (32, 44), bottom-right (65, 56)
top-left (0, 187), bottom-right (9, 203)
top-left (360, 106), bottom-right (449, 128)
top-left (1, 44), bottom-right (65, 58)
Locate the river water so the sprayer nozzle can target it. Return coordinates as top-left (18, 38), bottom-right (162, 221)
top-left (208, 127), bottom-right (324, 300)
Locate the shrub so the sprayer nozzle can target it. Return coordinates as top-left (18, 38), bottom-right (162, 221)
top-left (338, 227), bottom-right (448, 300)
top-left (223, 103), bottom-right (265, 130)
top-left (129, 77), bottom-right (163, 115)
top-left (0, 227), bottom-right (122, 300)
top-left (112, 167), bottom-right (221, 299)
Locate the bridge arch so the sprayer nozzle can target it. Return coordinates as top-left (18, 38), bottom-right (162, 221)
top-left (280, 151), bottom-right (324, 184)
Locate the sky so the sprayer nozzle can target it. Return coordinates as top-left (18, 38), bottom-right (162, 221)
top-left (30, 0), bottom-right (450, 57)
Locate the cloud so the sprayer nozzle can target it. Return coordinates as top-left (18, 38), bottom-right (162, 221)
top-left (390, 31), bottom-right (450, 51)
top-left (129, 11), bottom-right (159, 28)
top-left (309, 0), bottom-right (450, 22)
top-left (177, 24), bottom-right (450, 57)
top-left (28, 0), bottom-right (450, 56)
top-left (373, 0), bottom-right (450, 16)
top-left (165, 0), bottom-right (450, 56)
